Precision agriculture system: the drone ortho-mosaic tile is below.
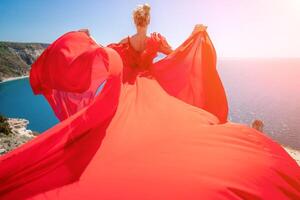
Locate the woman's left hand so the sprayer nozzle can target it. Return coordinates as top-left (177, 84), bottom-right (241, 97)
top-left (192, 24), bottom-right (207, 35)
top-left (78, 28), bottom-right (90, 36)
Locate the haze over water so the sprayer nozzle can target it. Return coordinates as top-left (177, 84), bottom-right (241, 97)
top-left (219, 58), bottom-right (300, 149)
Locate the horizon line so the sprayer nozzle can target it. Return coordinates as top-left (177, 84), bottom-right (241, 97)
top-left (1, 40), bottom-right (299, 59)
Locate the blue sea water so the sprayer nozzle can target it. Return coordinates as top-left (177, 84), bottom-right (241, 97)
top-left (0, 78), bottom-right (59, 132)
top-left (218, 58), bottom-right (300, 149)
top-left (0, 58), bottom-right (300, 149)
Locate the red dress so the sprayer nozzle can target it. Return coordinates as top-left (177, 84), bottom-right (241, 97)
top-left (0, 31), bottom-right (299, 200)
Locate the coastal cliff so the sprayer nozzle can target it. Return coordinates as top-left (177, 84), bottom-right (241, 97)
top-left (0, 116), bottom-right (38, 155)
top-left (0, 41), bottom-right (48, 81)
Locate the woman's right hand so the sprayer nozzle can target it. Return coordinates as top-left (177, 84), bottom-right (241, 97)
top-left (78, 28), bottom-right (90, 36)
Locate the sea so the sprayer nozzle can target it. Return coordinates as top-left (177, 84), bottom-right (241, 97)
top-left (0, 58), bottom-right (299, 149)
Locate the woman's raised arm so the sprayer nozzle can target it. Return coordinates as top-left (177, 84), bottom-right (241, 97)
top-left (151, 33), bottom-right (173, 55)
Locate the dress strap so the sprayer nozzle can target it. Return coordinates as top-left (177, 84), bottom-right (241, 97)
top-left (127, 36), bottom-right (134, 50)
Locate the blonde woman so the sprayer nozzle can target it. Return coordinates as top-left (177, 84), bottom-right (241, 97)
top-left (1, 3), bottom-right (299, 200)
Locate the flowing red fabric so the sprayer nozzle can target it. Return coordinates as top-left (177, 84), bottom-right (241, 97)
top-left (0, 31), bottom-right (299, 200)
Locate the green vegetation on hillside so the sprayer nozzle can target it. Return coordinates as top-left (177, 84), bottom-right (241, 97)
top-left (0, 42), bottom-right (48, 81)
top-left (0, 115), bottom-right (12, 135)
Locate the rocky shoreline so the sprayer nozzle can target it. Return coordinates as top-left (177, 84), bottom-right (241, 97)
top-left (0, 118), bottom-right (38, 155)
top-left (0, 75), bottom-right (29, 83)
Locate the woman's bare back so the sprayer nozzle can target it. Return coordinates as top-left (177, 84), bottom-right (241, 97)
top-left (120, 34), bottom-right (150, 53)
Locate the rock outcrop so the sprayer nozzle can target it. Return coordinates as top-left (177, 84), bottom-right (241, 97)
top-left (0, 118), bottom-right (38, 155)
top-left (283, 146), bottom-right (300, 166)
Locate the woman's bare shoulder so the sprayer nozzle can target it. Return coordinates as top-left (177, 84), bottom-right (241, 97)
top-left (119, 37), bottom-right (128, 44)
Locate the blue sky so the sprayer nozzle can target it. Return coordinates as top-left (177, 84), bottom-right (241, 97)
top-left (1, 0), bottom-right (300, 58)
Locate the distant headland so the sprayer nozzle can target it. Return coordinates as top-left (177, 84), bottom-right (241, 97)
top-left (0, 41), bottom-right (48, 82)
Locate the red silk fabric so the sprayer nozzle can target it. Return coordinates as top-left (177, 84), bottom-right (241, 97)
top-left (29, 32), bottom-right (111, 121)
top-left (0, 31), bottom-right (299, 199)
top-left (151, 31), bottom-right (228, 123)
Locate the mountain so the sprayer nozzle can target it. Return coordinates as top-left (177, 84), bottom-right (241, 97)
top-left (0, 42), bottom-right (48, 81)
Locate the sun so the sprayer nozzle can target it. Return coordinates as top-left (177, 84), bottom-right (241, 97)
top-left (292, 0), bottom-right (300, 10)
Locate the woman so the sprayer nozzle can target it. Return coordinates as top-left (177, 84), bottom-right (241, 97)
top-left (0, 3), bottom-right (299, 200)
